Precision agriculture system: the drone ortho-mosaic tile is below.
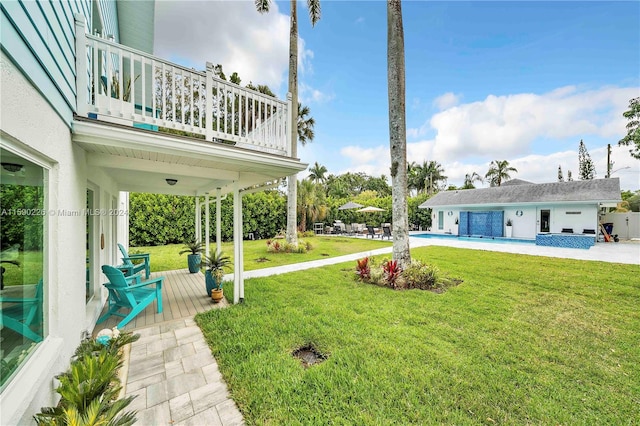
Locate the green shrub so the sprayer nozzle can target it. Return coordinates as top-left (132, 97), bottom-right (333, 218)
top-left (34, 331), bottom-right (139, 426)
top-left (402, 260), bottom-right (440, 290)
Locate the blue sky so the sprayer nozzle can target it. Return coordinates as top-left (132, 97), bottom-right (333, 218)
top-left (155, 1), bottom-right (640, 190)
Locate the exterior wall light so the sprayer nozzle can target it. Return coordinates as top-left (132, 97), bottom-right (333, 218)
top-left (166, 178), bottom-right (178, 186)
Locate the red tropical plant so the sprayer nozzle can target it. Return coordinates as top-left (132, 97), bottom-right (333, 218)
top-left (383, 259), bottom-right (402, 288)
top-left (355, 257), bottom-right (370, 281)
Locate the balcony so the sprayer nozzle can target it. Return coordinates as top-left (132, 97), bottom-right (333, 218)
top-left (75, 30), bottom-right (291, 157)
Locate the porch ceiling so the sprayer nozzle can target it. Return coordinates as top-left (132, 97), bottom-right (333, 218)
top-left (72, 118), bottom-right (307, 196)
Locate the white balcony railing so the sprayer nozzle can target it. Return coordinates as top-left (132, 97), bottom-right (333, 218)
top-left (74, 19), bottom-right (291, 156)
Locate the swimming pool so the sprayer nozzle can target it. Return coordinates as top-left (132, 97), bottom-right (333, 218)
top-left (414, 233), bottom-right (536, 245)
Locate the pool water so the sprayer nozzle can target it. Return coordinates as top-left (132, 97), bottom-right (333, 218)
top-left (414, 233), bottom-right (536, 245)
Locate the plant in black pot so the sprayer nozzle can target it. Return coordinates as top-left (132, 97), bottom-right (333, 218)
top-left (179, 238), bottom-right (205, 273)
top-left (201, 251), bottom-right (232, 302)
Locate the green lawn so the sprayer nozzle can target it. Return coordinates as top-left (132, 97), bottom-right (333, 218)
top-left (195, 246), bottom-right (640, 425)
top-left (133, 236), bottom-right (391, 273)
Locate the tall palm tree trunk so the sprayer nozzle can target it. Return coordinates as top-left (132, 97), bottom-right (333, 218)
top-left (387, 0), bottom-right (410, 268)
top-left (286, 0), bottom-right (299, 246)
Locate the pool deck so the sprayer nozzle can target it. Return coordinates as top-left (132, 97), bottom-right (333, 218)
top-left (408, 232), bottom-right (640, 265)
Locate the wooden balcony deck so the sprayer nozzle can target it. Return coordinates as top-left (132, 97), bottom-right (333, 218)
top-left (92, 269), bottom-right (228, 334)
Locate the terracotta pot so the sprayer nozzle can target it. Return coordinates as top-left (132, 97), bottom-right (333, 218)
top-left (211, 288), bottom-right (224, 303)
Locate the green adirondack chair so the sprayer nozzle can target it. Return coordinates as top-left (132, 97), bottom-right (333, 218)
top-left (97, 265), bottom-right (163, 329)
top-left (117, 243), bottom-right (150, 279)
top-left (0, 279), bottom-right (43, 342)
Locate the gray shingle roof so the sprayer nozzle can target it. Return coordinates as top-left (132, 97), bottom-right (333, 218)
top-left (419, 178), bottom-right (621, 208)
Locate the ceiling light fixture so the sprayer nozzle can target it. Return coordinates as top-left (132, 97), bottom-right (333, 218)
top-left (2, 163), bottom-right (24, 173)
top-left (166, 178), bottom-right (178, 186)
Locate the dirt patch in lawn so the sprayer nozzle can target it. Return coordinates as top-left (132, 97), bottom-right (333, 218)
top-left (292, 344), bottom-right (327, 368)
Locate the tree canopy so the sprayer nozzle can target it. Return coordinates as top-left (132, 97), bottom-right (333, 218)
top-left (618, 97), bottom-right (640, 160)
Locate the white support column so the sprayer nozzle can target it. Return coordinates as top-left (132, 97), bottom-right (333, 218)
top-left (205, 62), bottom-right (214, 142)
top-left (205, 193), bottom-right (210, 258)
top-left (216, 188), bottom-right (222, 255)
top-left (195, 196), bottom-right (200, 242)
top-left (74, 14), bottom-right (88, 117)
top-left (117, 192), bottom-right (129, 248)
top-left (286, 92), bottom-right (293, 157)
top-left (233, 183), bottom-right (243, 304)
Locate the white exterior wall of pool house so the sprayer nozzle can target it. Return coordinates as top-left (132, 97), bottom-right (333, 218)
top-left (430, 203), bottom-right (601, 239)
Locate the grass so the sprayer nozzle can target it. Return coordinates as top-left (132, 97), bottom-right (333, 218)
top-left (195, 246), bottom-right (640, 425)
top-left (133, 235), bottom-right (391, 273)
top-left (1, 251), bottom-right (43, 286)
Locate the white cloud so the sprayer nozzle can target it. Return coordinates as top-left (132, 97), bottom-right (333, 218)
top-left (299, 82), bottom-right (334, 104)
top-left (433, 92), bottom-right (461, 110)
top-left (298, 38), bottom-right (314, 75)
top-left (339, 145), bottom-right (391, 177)
top-left (154, 1), bottom-right (306, 92)
top-left (337, 141), bottom-right (639, 191)
top-left (408, 85), bottom-right (637, 163)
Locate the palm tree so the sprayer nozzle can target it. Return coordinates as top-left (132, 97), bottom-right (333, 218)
top-left (298, 103), bottom-right (315, 145)
top-left (485, 160), bottom-right (518, 187)
top-left (462, 172), bottom-right (483, 189)
top-left (407, 162), bottom-right (421, 196)
top-left (308, 162), bottom-right (327, 184)
top-left (256, 0), bottom-right (321, 247)
top-left (387, 0), bottom-right (410, 268)
top-left (297, 179), bottom-right (327, 232)
top-left (423, 161), bottom-right (447, 195)
top-left (407, 161), bottom-right (447, 195)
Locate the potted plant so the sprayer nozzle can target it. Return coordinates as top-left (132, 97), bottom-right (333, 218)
top-left (201, 251), bottom-right (232, 302)
top-left (179, 238), bottom-right (205, 273)
top-left (505, 218), bottom-right (513, 238)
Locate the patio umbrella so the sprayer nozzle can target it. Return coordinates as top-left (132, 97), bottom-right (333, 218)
top-left (357, 206), bottom-right (385, 213)
top-left (338, 201), bottom-right (364, 210)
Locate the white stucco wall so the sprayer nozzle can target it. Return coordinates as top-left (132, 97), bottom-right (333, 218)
top-left (601, 212), bottom-right (640, 240)
top-left (427, 204), bottom-right (600, 240)
top-left (1, 51), bottom-right (119, 425)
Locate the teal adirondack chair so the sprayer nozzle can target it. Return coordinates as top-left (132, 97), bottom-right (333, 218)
top-left (117, 243), bottom-right (150, 279)
top-left (97, 265), bottom-right (163, 329)
top-left (0, 279), bottom-right (43, 342)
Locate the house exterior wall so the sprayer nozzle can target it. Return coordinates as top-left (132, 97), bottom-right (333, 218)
top-left (97, 0), bottom-right (120, 41)
top-left (1, 0), bottom-right (92, 126)
top-left (1, 16), bottom-right (120, 425)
